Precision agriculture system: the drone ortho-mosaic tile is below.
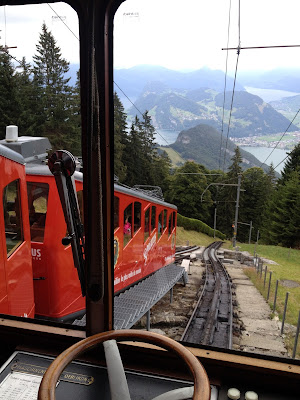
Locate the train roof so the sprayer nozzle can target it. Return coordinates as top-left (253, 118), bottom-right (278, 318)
top-left (25, 163), bottom-right (175, 209)
top-left (25, 162), bottom-right (83, 182)
top-left (114, 183), bottom-right (177, 210)
top-left (0, 143), bottom-right (25, 165)
top-left (0, 136), bottom-right (51, 163)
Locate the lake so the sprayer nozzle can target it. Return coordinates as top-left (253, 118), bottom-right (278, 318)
top-left (154, 129), bottom-right (180, 145)
top-left (241, 146), bottom-right (288, 173)
top-left (245, 87), bottom-right (300, 103)
top-left (154, 129), bottom-right (289, 174)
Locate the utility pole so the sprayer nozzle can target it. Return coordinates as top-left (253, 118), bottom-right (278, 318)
top-left (213, 206), bottom-right (217, 238)
top-left (233, 174), bottom-right (242, 248)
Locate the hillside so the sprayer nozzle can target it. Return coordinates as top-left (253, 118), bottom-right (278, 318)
top-left (128, 83), bottom-right (297, 137)
top-left (269, 94), bottom-right (300, 127)
top-left (166, 124), bottom-right (270, 171)
top-left (237, 68), bottom-right (300, 93)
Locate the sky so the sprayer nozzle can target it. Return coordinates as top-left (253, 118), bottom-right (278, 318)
top-left (1, 0), bottom-right (300, 73)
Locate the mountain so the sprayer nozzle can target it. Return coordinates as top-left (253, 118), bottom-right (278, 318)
top-left (269, 94), bottom-right (300, 127)
top-left (114, 65), bottom-right (244, 106)
top-left (166, 124), bottom-right (271, 172)
top-left (129, 83), bottom-right (298, 137)
top-left (237, 68), bottom-right (300, 93)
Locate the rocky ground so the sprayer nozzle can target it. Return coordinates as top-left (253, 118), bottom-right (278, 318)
top-left (135, 247), bottom-right (290, 358)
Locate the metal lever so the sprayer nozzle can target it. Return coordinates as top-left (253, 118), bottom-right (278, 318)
top-left (48, 150), bottom-right (86, 297)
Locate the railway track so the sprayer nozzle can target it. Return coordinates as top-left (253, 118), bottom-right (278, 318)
top-left (175, 245), bottom-right (199, 263)
top-left (181, 242), bottom-right (233, 349)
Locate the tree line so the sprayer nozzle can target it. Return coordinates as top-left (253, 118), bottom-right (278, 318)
top-left (1, 24), bottom-right (299, 248)
top-left (0, 23), bottom-right (80, 154)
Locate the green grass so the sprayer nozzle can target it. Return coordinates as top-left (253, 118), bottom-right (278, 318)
top-left (176, 226), bottom-right (230, 247)
top-left (177, 231), bottom-right (300, 357)
top-left (234, 243), bottom-right (300, 327)
top-left (159, 147), bottom-right (185, 167)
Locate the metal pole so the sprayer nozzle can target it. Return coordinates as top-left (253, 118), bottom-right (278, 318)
top-left (281, 292), bottom-right (289, 335)
top-left (254, 229), bottom-right (259, 257)
top-left (267, 271), bottom-right (272, 301)
top-left (146, 310), bottom-right (150, 331)
top-left (249, 220), bottom-right (252, 244)
top-left (233, 174), bottom-right (242, 248)
top-left (170, 287), bottom-right (173, 304)
top-left (213, 206), bottom-right (217, 239)
top-left (273, 280), bottom-right (279, 312)
top-left (264, 265), bottom-right (268, 288)
top-left (292, 310), bottom-right (300, 359)
top-left (260, 264), bottom-right (263, 279)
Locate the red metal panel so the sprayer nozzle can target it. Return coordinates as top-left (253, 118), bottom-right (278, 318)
top-left (28, 174), bottom-right (85, 320)
top-left (0, 156), bottom-right (35, 318)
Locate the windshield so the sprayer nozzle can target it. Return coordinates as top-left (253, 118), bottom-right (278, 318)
top-left (0, 0), bottom-right (299, 362)
top-left (113, 0), bottom-right (300, 360)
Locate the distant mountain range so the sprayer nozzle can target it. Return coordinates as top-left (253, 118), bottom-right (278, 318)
top-left (163, 124), bottom-right (271, 172)
top-left (128, 81), bottom-right (297, 137)
top-left (236, 68), bottom-right (300, 93)
top-left (114, 65), bottom-right (244, 106)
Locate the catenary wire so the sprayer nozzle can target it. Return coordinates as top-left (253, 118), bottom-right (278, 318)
top-left (222, 0), bottom-right (241, 172)
top-left (46, 3), bottom-right (184, 158)
top-left (259, 107), bottom-right (300, 167)
top-left (219, 0), bottom-right (232, 170)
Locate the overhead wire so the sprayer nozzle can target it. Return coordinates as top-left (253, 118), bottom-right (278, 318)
top-left (259, 107), bottom-right (300, 168)
top-left (45, 3), bottom-right (185, 160)
top-left (219, 0), bottom-right (232, 170)
top-left (222, 0), bottom-right (241, 172)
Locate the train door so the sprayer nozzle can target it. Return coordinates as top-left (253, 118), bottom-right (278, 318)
top-left (27, 173), bottom-right (85, 321)
top-left (143, 204), bottom-right (158, 276)
top-left (0, 154), bottom-right (34, 318)
top-left (116, 199), bottom-right (144, 291)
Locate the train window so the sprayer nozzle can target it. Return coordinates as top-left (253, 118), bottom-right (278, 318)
top-left (151, 205), bottom-right (156, 232)
top-left (144, 207), bottom-right (150, 242)
top-left (3, 179), bottom-right (24, 256)
top-left (114, 196), bottom-right (119, 230)
top-left (27, 182), bottom-right (49, 242)
top-left (163, 209), bottom-right (167, 230)
top-left (123, 203), bottom-right (132, 247)
top-left (134, 202), bottom-right (141, 234)
top-left (173, 211), bottom-right (176, 230)
top-left (158, 211), bottom-right (163, 239)
top-left (168, 213), bottom-right (172, 236)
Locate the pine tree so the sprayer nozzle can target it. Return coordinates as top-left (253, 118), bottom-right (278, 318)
top-left (32, 23), bottom-right (78, 152)
top-left (0, 47), bottom-right (18, 138)
top-left (217, 147), bottom-right (243, 237)
top-left (239, 167), bottom-right (271, 242)
top-left (114, 92), bottom-right (127, 182)
top-left (168, 161), bottom-right (212, 222)
top-left (14, 57), bottom-right (43, 136)
top-left (280, 143), bottom-right (300, 184)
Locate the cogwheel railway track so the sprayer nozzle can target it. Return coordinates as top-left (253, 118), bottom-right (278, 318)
top-left (181, 242), bottom-right (233, 349)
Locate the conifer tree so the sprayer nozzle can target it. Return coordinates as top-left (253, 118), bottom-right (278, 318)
top-left (14, 57), bottom-right (43, 136)
top-left (114, 92), bottom-right (127, 182)
top-left (264, 171), bottom-right (300, 247)
top-left (32, 24), bottom-right (78, 152)
top-left (280, 143), bottom-right (300, 184)
top-left (168, 161), bottom-right (212, 222)
top-left (238, 167), bottom-right (271, 242)
top-left (217, 147), bottom-right (243, 237)
top-left (0, 47), bottom-right (18, 138)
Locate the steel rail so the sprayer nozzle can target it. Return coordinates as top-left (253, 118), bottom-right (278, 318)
top-left (181, 242), bottom-right (233, 349)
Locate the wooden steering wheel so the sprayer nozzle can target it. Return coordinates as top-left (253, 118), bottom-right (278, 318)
top-left (38, 329), bottom-right (210, 400)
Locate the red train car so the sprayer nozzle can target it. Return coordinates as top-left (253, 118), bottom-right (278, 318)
top-left (0, 144), bottom-right (35, 318)
top-left (25, 163), bottom-right (85, 322)
top-left (0, 131), bottom-right (177, 322)
top-left (114, 184), bottom-right (177, 293)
